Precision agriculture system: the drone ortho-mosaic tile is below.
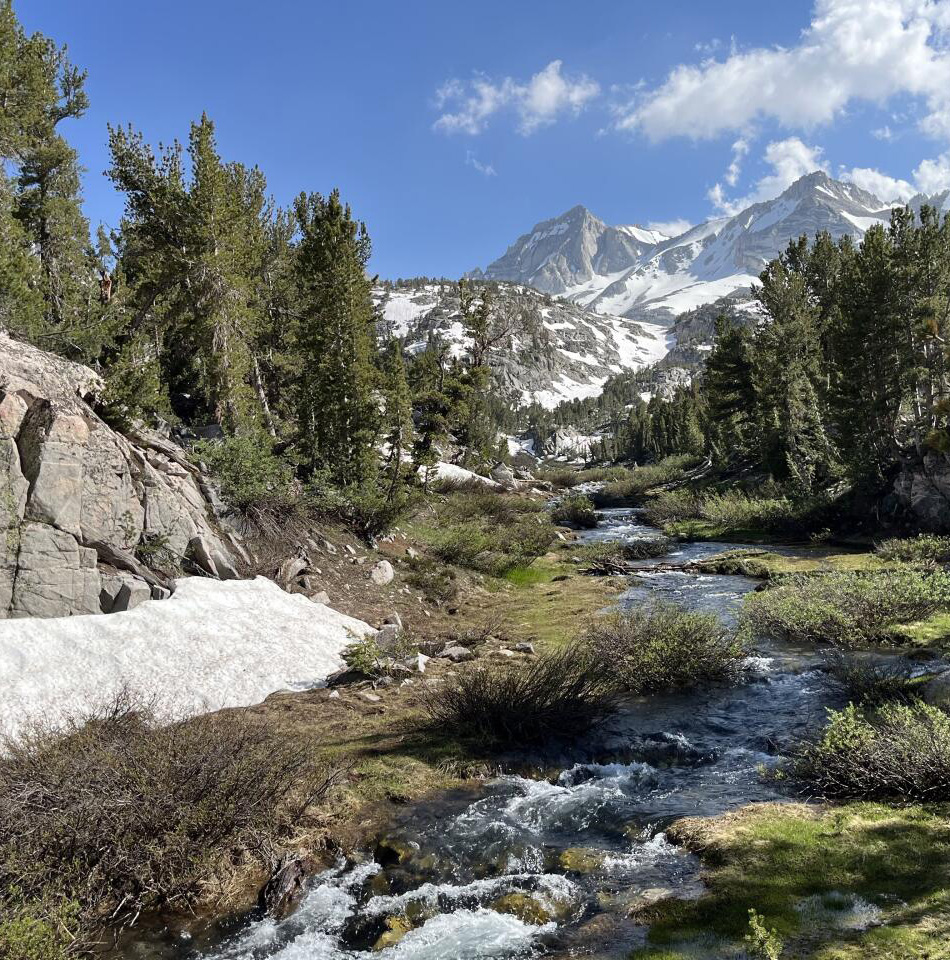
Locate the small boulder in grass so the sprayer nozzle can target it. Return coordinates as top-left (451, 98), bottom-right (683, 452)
top-left (438, 645), bottom-right (475, 663)
top-left (376, 623), bottom-right (401, 649)
top-left (923, 669), bottom-right (950, 711)
top-left (370, 560), bottom-right (395, 586)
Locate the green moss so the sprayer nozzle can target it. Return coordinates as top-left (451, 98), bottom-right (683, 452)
top-left (503, 564), bottom-right (556, 587)
top-left (643, 803), bottom-right (950, 958)
top-left (694, 549), bottom-right (884, 579)
top-left (891, 610), bottom-right (950, 652)
top-left (489, 554), bottom-right (625, 648)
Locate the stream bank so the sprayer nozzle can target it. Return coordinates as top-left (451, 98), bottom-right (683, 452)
top-left (120, 507), bottom-right (857, 959)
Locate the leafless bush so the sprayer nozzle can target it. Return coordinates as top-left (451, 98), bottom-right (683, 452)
top-left (822, 651), bottom-right (915, 706)
top-left (421, 645), bottom-right (618, 745)
top-left (0, 691), bottom-right (335, 933)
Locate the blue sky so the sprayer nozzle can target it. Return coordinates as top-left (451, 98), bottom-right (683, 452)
top-left (21, 1), bottom-right (950, 278)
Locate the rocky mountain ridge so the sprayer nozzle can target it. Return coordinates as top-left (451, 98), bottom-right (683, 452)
top-left (373, 280), bottom-right (670, 408)
top-left (473, 172), bottom-right (950, 324)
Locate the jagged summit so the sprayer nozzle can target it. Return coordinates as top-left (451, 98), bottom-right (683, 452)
top-left (474, 172), bottom-right (916, 322)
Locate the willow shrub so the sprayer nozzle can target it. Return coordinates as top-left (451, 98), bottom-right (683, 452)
top-left (600, 454), bottom-right (703, 501)
top-left (876, 534), bottom-right (950, 566)
top-left (789, 702), bottom-right (950, 802)
top-left (583, 602), bottom-right (747, 693)
top-left (423, 644), bottom-right (618, 745)
top-left (551, 493), bottom-right (598, 529)
top-left (739, 567), bottom-right (950, 647)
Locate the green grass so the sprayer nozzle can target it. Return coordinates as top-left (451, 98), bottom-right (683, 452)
top-left (643, 802), bottom-right (950, 959)
top-left (503, 565), bottom-right (555, 587)
top-left (488, 554), bottom-right (626, 648)
top-left (891, 610), bottom-right (950, 651)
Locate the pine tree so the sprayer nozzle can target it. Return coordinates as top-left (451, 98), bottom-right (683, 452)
top-left (292, 189), bottom-right (379, 485)
top-left (107, 115), bottom-right (275, 432)
top-left (0, 0), bottom-right (104, 359)
top-left (381, 339), bottom-right (413, 503)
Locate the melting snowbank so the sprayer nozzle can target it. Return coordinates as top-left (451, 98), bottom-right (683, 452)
top-left (0, 576), bottom-right (374, 740)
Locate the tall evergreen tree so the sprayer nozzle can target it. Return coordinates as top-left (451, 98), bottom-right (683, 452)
top-left (108, 115), bottom-right (275, 432)
top-left (0, 0), bottom-right (103, 358)
top-left (292, 189), bottom-right (379, 484)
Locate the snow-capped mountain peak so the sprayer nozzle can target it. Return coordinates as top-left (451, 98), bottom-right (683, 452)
top-left (475, 172), bottom-right (906, 323)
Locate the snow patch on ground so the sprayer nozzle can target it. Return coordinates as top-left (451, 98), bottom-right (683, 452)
top-left (419, 462), bottom-right (501, 488)
top-left (0, 577), bottom-right (374, 740)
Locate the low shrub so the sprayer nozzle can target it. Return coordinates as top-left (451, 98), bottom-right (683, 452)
top-left (576, 538), bottom-right (670, 574)
top-left (427, 491), bottom-right (555, 575)
top-left (541, 465), bottom-right (631, 489)
top-left (642, 487), bottom-right (833, 537)
top-left (698, 492), bottom-right (801, 532)
top-left (0, 692), bottom-right (332, 933)
top-left (441, 490), bottom-right (544, 524)
top-left (405, 556), bottom-right (459, 604)
top-left (422, 645), bottom-right (617, 744)
top-left (641, 488), bottom-right (702, 526)
top-left (195, 434), bottom-right (294, 513)
top-left (739, 567), bottom-right (950, 647)
top-left (822, 651), bottom-right (916, 706)
top-left (583, 602), bottom-right (747, 693)
top-left (876, 534), bottom-right (950, 565)
top-left (551, 494), bottom-right (598, 529)
top-left (788, 701), bottom-right (950, 801)
top-left (0, 895), bottom-right (79, 960)
top-left (601, 454), bottom-right (703, 501)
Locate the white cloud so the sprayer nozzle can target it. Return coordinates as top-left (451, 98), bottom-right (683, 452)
top-left (709, 137), bottom-right (827, 214)
top-left (646, 218), bottom-right (693, 237)
top-left (842, 165), bottom-right (915, 200)
top-left (434, 60), bottom-right (600, 136)
top-left (914, 152), bottom-right (950, 192)
top-left (872, 124), bottom-right (895, 141)
top-left (617, 0), bottom-right (950, 143)
top-left (840, 153), bottom-right (950, 200)
top-left (465, 150), bottom-right (497, 177)
top-left (725, 137), bottom-right (750, 186)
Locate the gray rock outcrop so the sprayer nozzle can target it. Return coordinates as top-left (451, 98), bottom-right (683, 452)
top-left (893, 455), bottom-right (950, 530)
top-left (0, 333), bottom-right (240, 618)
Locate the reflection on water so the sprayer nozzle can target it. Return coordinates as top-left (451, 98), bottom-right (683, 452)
top-left (126, 507), bottom-right (843, 960)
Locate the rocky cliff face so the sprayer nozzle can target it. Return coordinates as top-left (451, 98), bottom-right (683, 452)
top-left (893, 454), bottom-right (950, 531)
top-left (0, 334), bottom-right (240, 618)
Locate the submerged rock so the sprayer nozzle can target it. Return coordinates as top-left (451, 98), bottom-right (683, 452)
top-left (490, 892), bottom-right (552, 925)
top-left (558, 847), bottom-right (606, 874)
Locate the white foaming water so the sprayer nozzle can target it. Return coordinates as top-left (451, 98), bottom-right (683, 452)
top-left (452, 763), bottom-right (656, 836)
top-left (205, 864), bottom-right (553, 960)
top-left (206, 860), bottom-right (379, 959)
top-left (601, 833), bottom-right (681, 874)
top-left (375, 909), bottom-right (554, 958)
top-left (742, 655), bottom-right (775, 677)
top-left (363, 874), bottom-right (577, 919)
top-left (796, 892), bottom-right (883, 931)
